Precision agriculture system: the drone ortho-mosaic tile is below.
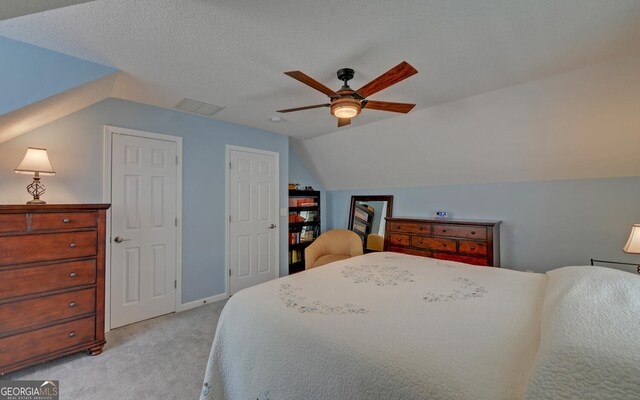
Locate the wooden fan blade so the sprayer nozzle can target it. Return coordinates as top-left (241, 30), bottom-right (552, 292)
top-left (357, 61), bottom-right (418, 98)
top-left (277, 104), bottom-right (330, 113)
top-left (284, 71), bottom-right (339, 97)
top-left (338, 118), bottom-right (351, 127)
top-left (364, 100), bottom-right (416, 113)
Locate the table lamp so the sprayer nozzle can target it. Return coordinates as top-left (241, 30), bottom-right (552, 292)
top-left (14, 147), bottom-right (56, 204)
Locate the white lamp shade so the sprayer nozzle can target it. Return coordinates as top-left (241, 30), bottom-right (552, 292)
top-left (623, 224), bottom-right (640, 254)
top-left (14, 147), bottom-right (55, 176)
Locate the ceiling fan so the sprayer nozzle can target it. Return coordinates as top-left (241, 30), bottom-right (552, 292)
top-left (277, 61), bottom-right (418, 127)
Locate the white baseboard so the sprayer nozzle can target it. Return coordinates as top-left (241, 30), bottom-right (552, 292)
top-left (177, 293), bottom-right (228, 312)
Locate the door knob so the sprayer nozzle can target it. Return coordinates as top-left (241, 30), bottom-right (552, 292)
top-left (268, 224), bottom-right (277, 229)
top-left (113, 236), bottom-right (131, 243)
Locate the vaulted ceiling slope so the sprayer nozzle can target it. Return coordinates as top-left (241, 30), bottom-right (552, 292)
top-left (1, 0), bottom-right (639, 139)
top-left (0, 0), bottom-right (95, 20)
top-left (297, 55), bottom-right (640, 190)
top-left (0, 36), bottom-right (117, 143)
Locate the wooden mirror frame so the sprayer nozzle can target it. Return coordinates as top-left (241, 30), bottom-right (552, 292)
top-left (348, 195), bottom-right (394, 246)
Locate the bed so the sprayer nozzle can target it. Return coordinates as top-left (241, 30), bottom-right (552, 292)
top-left (200, 252), bottom-right (640, 400)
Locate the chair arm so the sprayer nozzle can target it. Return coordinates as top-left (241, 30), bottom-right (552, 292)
top-left (305, 241), bottom-right (322, 269)
top-left (349, 237), bottom-right (364, 257)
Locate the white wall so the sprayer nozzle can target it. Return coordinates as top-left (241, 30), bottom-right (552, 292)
top-left (300, 55), bottom-right (640, 190)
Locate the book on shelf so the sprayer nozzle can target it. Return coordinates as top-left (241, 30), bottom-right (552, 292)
top-left (288, 198), bottom-right (318, 207)
top-left (289, 249), bottom-right (303, 264)
top-left (289, 213), bottom-right (306, 223)
top-left (300, 210), bottom-right (317, 221)
top-left (301, 230), bottom-right (314, 242)
top-left (290, 232), bottom-right (301, 244)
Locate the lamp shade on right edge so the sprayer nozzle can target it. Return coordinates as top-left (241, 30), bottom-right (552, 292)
top-left (623, 224), bottom-right (640, 254)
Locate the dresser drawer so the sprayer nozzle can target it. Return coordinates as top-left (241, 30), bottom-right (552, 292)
top-left (0, 317), bottom-right (95, 367)
top-left (389, 222), bottom-right (431, 234)
top-left (0, 214), bottom-right (26, 233)
top-left (459, 240), bottom-right (487, 256)
top-left (409, 235), bottom-right (456, 251)
top-left (420, 237), bottom-right (457, 253)
top-left (31, 212), bottom-right (97, 231)
top-left (0, 260), bottom-right (96, 300)
top-left (0, 288), bottom-right (95, 334)
top-left (388, 233), bottom-right (410, 246)
top-left (388, 246), bottom-right (431, 258)
top-left (434, 253), bottom-right (489, 266)
top-left (433, 225), bottom-right (486, 240)
top-left (0, 231), bottom-right (97, 266)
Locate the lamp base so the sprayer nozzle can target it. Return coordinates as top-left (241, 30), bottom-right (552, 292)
top-left (26, 174), bottom-right (47, 205)
top-left (26, 199), bottom-right (46, 205)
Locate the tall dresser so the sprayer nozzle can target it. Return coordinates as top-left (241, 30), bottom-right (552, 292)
top-left (0, 204), bottom-right (110, 375)
top-left (385, 217), bottom-right (501, 267)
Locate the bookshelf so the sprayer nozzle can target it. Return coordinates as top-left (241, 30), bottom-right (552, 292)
top-left (288, 190), bottom-right (321, 274)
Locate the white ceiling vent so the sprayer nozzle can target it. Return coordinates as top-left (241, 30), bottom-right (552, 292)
top-left (175, 98), bottom-right (224, 116)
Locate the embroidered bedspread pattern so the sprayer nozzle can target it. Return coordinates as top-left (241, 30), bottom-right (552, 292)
top-left (524, 266), bottom-right (640, 399)
top-left (200, 252), bottom-right (548, 400)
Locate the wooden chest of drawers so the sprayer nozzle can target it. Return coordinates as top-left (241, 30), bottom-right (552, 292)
top-left (384, 217), bottom-right (501, 267)
top-left (0, 204), bottom-right (109, 375)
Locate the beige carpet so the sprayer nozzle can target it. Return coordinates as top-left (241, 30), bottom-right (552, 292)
top-left (4, 300), bottom-right (226, 400)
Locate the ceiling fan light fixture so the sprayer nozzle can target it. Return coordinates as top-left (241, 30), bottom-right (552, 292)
top-left (281, 62), bottom-right (417, 125)
top-left (330, 98), bottom-right (361, 119)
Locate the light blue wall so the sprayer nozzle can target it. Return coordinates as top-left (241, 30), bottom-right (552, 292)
top-left (0, 36), bottom-right (117, 116)
top-left (328, 178), bottom-right (640, 273)
top-left (289, 146), bottom-right (327, 233)
top-left (0, 98), bottom-right (289, 303)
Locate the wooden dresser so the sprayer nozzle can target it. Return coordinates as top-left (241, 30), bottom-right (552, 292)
top-left (0, 204), bottom-right (110, 375)
top-left (384, 217), bottom-right (501, 267)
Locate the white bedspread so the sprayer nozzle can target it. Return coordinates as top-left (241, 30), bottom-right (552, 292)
top-left (525, 266), bottom-right (640, 399)
top-left (200, 252), bottom-right (551, 399)
top-left (200, 252), bottom-right (640, 399)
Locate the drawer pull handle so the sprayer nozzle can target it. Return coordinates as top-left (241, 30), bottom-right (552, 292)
top-left (418, 240), bottom-right (423, 244)
top-left (69, 243), bottom-right (77, 248)
top-left (442, 243), bottom-right (447, 247)
top-left (419, 227), bottom-right (423, 231)
top-left (68, 331), bottom-right (76, 338)
top-left (470, 246), bottom-right (476, 250)
top-left (442, 229), bottom-right (447, 233)
top-left (471, 231), bottom-right (476, 235)
top-left (69, 272), bottom-right (77, 277)
top-left (63, 218), bottom-right (71, 223)
top-left (396, 225), bottom-right (400, 229)
top-left (69, 302), bottom-right (76, 308)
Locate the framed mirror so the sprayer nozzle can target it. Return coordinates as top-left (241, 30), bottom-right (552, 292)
top-left (348, 195), bottom-right (394, 252)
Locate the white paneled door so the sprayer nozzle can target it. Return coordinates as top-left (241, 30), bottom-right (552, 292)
top-left (111, 133), bottom-right (178, 328)
top-left (229, 147), bottom-right (279, 295)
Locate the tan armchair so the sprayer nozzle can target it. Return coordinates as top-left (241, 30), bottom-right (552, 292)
top-left (305, 229), bottom-right (363, 269)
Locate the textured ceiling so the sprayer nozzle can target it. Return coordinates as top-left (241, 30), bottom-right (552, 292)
top-left (1, 0), bottom-right (640, 139)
